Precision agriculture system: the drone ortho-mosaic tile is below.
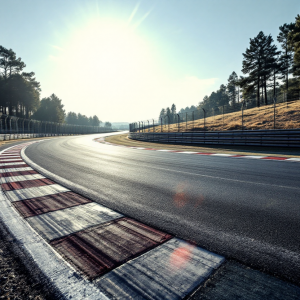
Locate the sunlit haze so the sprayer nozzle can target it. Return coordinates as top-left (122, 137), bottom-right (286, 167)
top-left (1, 0), bottom-right (299, 122)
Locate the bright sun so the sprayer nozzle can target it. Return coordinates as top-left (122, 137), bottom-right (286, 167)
top-left (55, 19), bottom-right (157, 94)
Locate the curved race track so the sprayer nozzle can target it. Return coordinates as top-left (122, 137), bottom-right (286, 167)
top-left (25, 133), bottom-right (300, 284)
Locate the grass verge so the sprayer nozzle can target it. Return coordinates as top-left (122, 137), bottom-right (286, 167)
top-left (105, 133), bottom-right (300, 157)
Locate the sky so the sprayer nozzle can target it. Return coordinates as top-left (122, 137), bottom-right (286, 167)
top-left (1, 0), bottom-right (300, 123)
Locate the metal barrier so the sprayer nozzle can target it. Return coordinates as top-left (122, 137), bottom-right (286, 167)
top-left (129, 129), bottom-right (300, 148)
top-left (0, 114), bottom-right (113, 141)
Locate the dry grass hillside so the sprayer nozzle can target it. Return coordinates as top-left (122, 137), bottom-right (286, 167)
top-left (144, 100), bottom-right (300, 132)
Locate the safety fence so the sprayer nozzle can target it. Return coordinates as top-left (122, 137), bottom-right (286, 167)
top-left (129, 129), bottom-right (300, 148)
top-left (130, 98), bottom-right (300, 133)
top-left (0, 114), bottom-right (113, 141)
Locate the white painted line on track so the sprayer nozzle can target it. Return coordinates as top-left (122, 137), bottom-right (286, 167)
top-left (211, 153), bottom-right (234, 157)
top-left (181, 151), bottom-right (202, 154)
top-left (97, 238), bottom-right (224, 299)
top-left (235, 155), bottom-right (267, 159)
top-left (285, 158), bottom-right (300, 161)
top-left (96, 138), bottom-right (300, 163)
top-left (0, 159), bottom-right (23, 162)
top-left (4, 184), bottom-right (70, 202)
top-left (0, 162), bottom-right (26, 166)
top-left (0, 174), bottom-right (45, 184)
top-left (27, 202), bottom-right (123, 241)
top-left (0, 167), bottom-right (34, 173)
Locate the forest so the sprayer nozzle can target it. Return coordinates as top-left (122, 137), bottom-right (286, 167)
top-left (0, 47), bottom-right (109, 127)
top-left (159, 14), bottom-right (300, 120)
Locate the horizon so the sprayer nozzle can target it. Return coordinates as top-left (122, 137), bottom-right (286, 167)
top-left (1, 0), bottom-right (300, 122)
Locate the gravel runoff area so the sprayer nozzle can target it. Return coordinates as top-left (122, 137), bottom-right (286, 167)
top-left (106, 133), bottom-right (300, 157)
top-left (0, 222), bottom-right (50, 300)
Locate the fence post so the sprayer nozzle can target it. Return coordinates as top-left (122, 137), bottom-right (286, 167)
top-left (192, 111), bottom-right (194, 131)
top-left (202, 108), bottom-right (206, 131)
top-left (273, 97), bottom-right (276, 129)
top-left (9, 117), bottom-right (12, 137)
top-left (15, 117), bottom-right (19, 136)
top-left (4, 116), bottom-right (8, 135)
top-left (160, 117), bottom-right (162, 132)
top-left (177, 114), bottom-right (180, 132)
top-left (186, 112), bottom-right (187, 131)
top-left (222, 105), bottom-right (224, 129)
top-left (241, 101), bottom-right (246, 130)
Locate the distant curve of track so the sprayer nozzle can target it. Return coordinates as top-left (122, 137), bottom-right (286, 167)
top-left (26, 133), bottom-right (300, 284)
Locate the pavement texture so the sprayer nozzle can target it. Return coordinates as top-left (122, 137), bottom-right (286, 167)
top-left (0, 134), bottom-right (299, 299)
top-left (0, 140), bottom-right (225, 299)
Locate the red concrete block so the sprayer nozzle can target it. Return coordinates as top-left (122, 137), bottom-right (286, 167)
top-left (50, 217), bottom-right (172, 279)
top-left (13, 192), bottom-right (92, 218)
top-left (0, 159), bottom-right (23, 163)
top-left (1, 178), bottom-right (55, 191)
top-left (0, 170), bottom-right (38, 177)
top-left (261, 156), bottom-right (287, 160)
top-left (195, 153), bottom-right (214, 155)
top-left (0, 164), bottom-right (29, 169)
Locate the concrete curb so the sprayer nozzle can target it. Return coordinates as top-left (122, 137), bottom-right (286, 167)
top-left (0, 143), bottom-right (109, 300)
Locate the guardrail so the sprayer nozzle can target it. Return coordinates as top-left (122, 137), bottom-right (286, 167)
top-left (129, 129), bottom-right (300, 148)
top-left (0, 113), bottom-right (114, 141)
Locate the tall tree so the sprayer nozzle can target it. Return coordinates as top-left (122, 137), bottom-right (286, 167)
top-left (227, 71), bottom-right (238, 107)
top-left (32, 94), bottom-right (65, 123)
top-left (288, 15), bottom-right (300, 78)
top-left (277, 23), bottom-right (295, 95)
top-left (241, 31), bottom-right (279, 106)
top-left (104, 121), bottom-right (112, 128)
top-left (159, 108), bottom-right (165, 121)
top-left (171, 103), bottom-right (176, 123)
top-left (0, 46), bottom-right (40, 116)
top-left (66, 112), bottom-right (78, 124)
top-left (92, 115), bottom-right (101, 126)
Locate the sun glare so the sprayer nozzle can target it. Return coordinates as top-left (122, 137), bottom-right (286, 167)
top-left (55, 19), bottom-right (156, 92)
top-left (47, 11), bottom-right (217, 122)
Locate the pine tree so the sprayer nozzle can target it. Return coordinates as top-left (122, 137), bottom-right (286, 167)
top-left (241, 31), bottom-right (279, 106)
top-left (171, 103), bottom-right (176, 123)
top-left (159, 108), bottom-right (165, 122)
top-left (227, 71), bottom-right (238, 107)
top-left (288, 15), bottom-right (300, 78)
top-left (277, 23), bottom-right (295, 96)
top-left (32, 94), bottom-right (65, 123)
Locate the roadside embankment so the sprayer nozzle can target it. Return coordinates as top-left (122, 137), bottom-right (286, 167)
top-left (105, 133), bottom-right (300, 158)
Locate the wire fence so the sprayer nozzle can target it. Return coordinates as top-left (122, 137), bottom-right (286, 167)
top-left (130, 96), bottom-right (300, 133)
top-left (0, 113), bottom-right (113, 141)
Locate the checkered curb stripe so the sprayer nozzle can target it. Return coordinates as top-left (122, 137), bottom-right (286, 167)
top-left (0, 141), bottom-right (225, 299)
top-left (94, 137), bottom-right (300, 162)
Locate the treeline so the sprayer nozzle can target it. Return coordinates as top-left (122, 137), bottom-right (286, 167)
top-left (66, 112), bottom-right (111, 128)
top-left (0, 46), bottom-right (110, 126)
top-left (0, 46), bottom-right (40, 118)
top-left (159, 14), bottom-right (300, 117)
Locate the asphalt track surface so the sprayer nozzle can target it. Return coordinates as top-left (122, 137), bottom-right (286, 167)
top-left (25, 133), bottom-right (300, 285)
